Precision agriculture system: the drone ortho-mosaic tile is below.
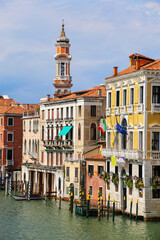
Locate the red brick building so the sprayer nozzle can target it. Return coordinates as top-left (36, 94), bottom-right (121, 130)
top-left (85, 154), bottom-right (106, 204)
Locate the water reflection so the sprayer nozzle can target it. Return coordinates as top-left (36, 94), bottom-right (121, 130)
top-left (0, 192), bottom-right (159, 240)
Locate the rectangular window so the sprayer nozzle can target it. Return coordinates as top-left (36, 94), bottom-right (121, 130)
top-left (152, 132), bottom-right (160, 151)
top-left (61, 108), bottom-right (63, 119)
top-left (51, 152), bottom-right (53, 166)
top-left (7, 149), bottom-right (13, 160)
top-left (78, 106), bottom-right (81, 117)
top-left (57, 108), bottom-right (59, 119)
top-left (107, 161), bottom-right (110, 173)
top-left (91, 105), bottom-right (96, 117)
top-left (42, 110), bottom-right (44, 120)
top-left (66, 187), bottom-right (69, 195)
top-left (0, 132), bottom-right (2, 142)
top-left (116, 91), bottom-right (120, 107)
top-left (152, 166), bottom-right (160, 198)
top-left (1, 118), bottom-right (3, 126)
top-left (48, 109), bottom-right (50, 120)
top-left (7, 117), bottom-right (14, 126)
top-left (75, 167), bottom-right (78, 178)
top-left (60, 153), bottom-right (62, 165)
top-left (75, 188), bottom-right (78, 196)
top-left (99, 187), bottom-right (102, 197)
top-left (56, 153), bottom-right (58, 165)
top-left (71, 107), bottom-right (73, 118)
top-left (129, 164), bottom-right (132, 176)
top-left (52, 109), bottom-right (54, 119)
top-left (130, 88), bottom-right (134, 105)
top-left (7, 133), bottom-right (13, 142)
top-left (66, 107), bottom-right (69, 118)
top-left (47, 153), bottom-right (49, 166)
top-left (140, 86), bottom-right (144, 104)
top-left (98, 166), bottom-right (103, 175)
top-left (88, 165), bottom-right (94, 176)
top-left (123, 89), bottom-right (127, 106)
top-left (139, 165), bottom-right (142, 178)
top-left (89, 186), bottom-right (93, 195)
top-left (107, 132), bottom-right (111, 149)
top-left (115, 132), bottom-right (119, 150)
top-left (66, 167), bottom-right (70, 177)
top-left (115, 166), bottom-right (118, 175)
top-left (152, 86), bottom-right (160, 104)
top-left (108, 92), bottom-right (111, 108)
top-left (129, 132), bottom-right (133, 150)
top-left (139, 131), bottom-right (143, 151)
top-left (0, 149), bottom-right (2, 160)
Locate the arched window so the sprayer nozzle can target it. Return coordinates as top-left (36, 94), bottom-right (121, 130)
top-left (121, 118), bottom-right (127, 150)
top-left (24, 139), bottom-right (26, 154)
top-left (51, 125), bottom-right (53, 140)
top-left (47, 125), bottom-right (50, 140)
top-left (29, 139), bottom-right (31, 152)
top-left (29, 120), bottom-right (31, 132)
top-left (23, 121), bottom-right (26, 132)
top-left (91, 123), bottom-right (96, 140)
top-left (42, 126), bottom-right (44, 140)
top-left (78, 123), bottom-right (81, 140)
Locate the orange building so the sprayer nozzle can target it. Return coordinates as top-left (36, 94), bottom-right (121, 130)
top-left (86, 154), bottom-right (106, 204)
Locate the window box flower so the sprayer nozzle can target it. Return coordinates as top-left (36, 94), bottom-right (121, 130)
top-left (124, 175), bottom-right (133, 189)
top-left (135, 177), bottom-right (144, 191)
top-left (151, 176), bottom-right (160, 189)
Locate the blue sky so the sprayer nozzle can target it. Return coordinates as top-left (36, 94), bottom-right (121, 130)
top-left (0, 0), bottom-right (160, 103)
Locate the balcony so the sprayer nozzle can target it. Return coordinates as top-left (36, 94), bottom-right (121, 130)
top-left (64, 117), bottom-right (73, 121)
top-left (46, 118), bottom-right (54, 122)
top-left (114, 107), bottom-right (119, 115)
top-left (23, 110), bottom-right (39, 118)
top-left (150, 151), bottom-right (160, 159)
top-left (120, 106), bottom-right (126, 114)
top-left (106, 108), bottom-right (111, 116)
top-left (66, 176), bottom-right (70, 181)
top-left (28, 152), bottom-right (38, 160)
top-left (43, 139), bottom-right (73, 149)
top-left (102, 148), bottom-right (144, 159)
top-left (151, 104), bottom-right (160, 112)
top-left (6, 160), bottom-right (14, 166)
top-left (74, 177), bottom-right (78, 183)
top-left (127, 105), bottom-right (133, 114)
top-left (137, 104), bottom-right (144, 113)
top-left (55, 118), bottom-right (63, 121)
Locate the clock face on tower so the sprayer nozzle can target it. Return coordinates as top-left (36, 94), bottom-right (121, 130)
top-left (61, 63), bottom-right (65, 76)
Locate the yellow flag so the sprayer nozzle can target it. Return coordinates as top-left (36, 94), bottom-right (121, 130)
top-left (111, 156), bottom-right (117, 166)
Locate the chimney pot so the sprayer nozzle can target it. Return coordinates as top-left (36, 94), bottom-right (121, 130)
top-left (113, 66), bottom-right (118, 76)
top-left (136, 59), bottom-right (140, 70)
top-left (47, 94), bottom-right (50, 101)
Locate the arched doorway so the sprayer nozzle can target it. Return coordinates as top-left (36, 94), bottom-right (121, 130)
top-left (121, 118), bottom-right (127, 149)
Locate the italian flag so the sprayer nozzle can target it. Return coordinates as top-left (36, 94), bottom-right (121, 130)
top-left (98, 118), bottom-right (107, 136)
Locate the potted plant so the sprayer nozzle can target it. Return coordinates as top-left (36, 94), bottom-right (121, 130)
top-left (124, 175), bottom-right (133, 189)
top-left (103, 172), bottom-right (110, 183)
top-left (88, 172), bottom-right (93, 177)
top-left (135, 177), bottom-right (144, 191)
top-left (111, 173), bottom-right (119, 185)
top-left (151, 176), bottom-right (160, 189)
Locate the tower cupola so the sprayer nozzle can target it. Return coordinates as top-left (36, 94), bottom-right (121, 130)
top-left (53, 22), bottom-right (72, 98)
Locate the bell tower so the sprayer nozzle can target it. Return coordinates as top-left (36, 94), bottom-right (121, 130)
top-left (54, 22), bottom-right (72, 97)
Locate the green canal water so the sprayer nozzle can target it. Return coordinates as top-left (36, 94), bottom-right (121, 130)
top-left (0, 192), bottom-right (160, 240)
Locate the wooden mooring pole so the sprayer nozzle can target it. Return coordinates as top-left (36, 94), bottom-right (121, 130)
top-left (130, 198), bottom-right (133, 219)
top-left (59, 191), bottom-right (61, 209)
top-left (107, 196), bottom-right (110, 220)
top-left (98, 191), bottom-right (101, 221)
top-left (136, 200), bottom-right (138, 221)
top-left (123, 196), bottom-right (125, 217)
top-left (112, 199), bottom-right (115, 222)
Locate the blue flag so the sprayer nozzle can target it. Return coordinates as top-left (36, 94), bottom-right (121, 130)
top-left (116, 119), bottom-right (127, 135)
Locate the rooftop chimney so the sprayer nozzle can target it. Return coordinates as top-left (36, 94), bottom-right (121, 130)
top-left (113, 66), bottom-right (118, 76)
top-left (98, 89), bottom-right (102, 97)
top-left (136, 59), bottom-right (140, 70)
top-left (47, 94), bottom-right (50, 102)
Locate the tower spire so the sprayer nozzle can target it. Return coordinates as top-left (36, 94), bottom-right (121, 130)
top-left (53, 23), bottom-right (72, 98)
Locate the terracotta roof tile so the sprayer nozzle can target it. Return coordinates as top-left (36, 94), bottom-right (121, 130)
top-left (0, 98), bottom-right (15, 106)
top-left (0, 106), bottom-right (24, 114)
top-left (85, 154), bottom-right (105, 160)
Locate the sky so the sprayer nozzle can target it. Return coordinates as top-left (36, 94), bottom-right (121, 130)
top-left (0, 0), bottom-right (160, 103)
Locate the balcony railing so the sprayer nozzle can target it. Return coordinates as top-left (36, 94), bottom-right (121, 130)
top-left (150, 151), bottom-right (160, 159)
top-left (137, 104), bottom-right (144, 113)
top-left (55, 117), bottom-right (63, 121)
top-left (152, 104), bottom-right (160, 112)
top-left (23, 110), bottom-right (39, 118)
top-left (114, 107), bottom-right (119, 115)
top-left (64, 117), bottom-right (73, 121)
top-left (66, 176), bottom-right (70, 181)
top-left (46, 118), bottom-right (54, 122)
top-left (43, 139), bottom-right (73, 148)
top-left (106, 108), bottom-right (111, 116)
top-left (28, 152), bottom-right (38, 159)
top-left (102, 148), bottom-right (144, 159)
top-left (6, 160), bottom-right (14, 166)
top-left (120, 106), bottom-right (126, 114)
top-left (127, 105), bottom-right (133, 114)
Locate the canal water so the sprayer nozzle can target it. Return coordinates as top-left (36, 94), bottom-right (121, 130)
top-left (0, 192), bottom-right (160, 240)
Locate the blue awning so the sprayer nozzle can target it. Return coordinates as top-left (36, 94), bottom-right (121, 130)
top-left (58, 126), bottom-right (72, 136)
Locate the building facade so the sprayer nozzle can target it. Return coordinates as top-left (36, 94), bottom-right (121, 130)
top-left (103, 53), bottom-right (160, 219)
